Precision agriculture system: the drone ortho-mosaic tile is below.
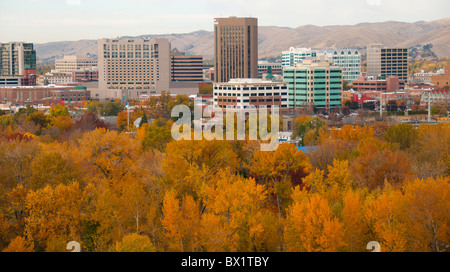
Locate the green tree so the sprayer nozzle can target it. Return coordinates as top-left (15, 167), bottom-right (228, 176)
top-left (142, 118), bottom-right (173, 152)
top-left (16, 105), bottom-right (37, 118)
top-left (384, 123), bottom-right (418, 150)
top-left (49, 105), bottom-right (69, 118)
top-left (342, 80), bottom-right (352, 91)
top-left (167, 95), bottom-right (193, 118)
top-left (139, 113), bottom-right (149, 127)
top-left (293, 116), bottom-right (327, 146)
top-left (103, 99), bottom-right (125, 116)
top-left (115, 233), bottom-right (156, 252)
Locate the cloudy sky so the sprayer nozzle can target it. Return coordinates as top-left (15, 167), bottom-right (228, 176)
top-left (0, 0), bottom-right (448, 44)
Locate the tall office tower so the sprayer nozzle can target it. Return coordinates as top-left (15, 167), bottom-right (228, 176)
top-left (98, 38), bottom-right (171, 100)
top-left (381, 48), bottom-right (408, 81)
top-left (367, 44), bottom-right (408, 81)
top-left (318, 49), bottom-right (361, 82)
top-left (0, 42), bottom-right (36, 86)
top-left (367, 44), bottom-right (383, 78)
top-left (282, 47), bottom-right (316, 67)
top-left (214, 17), bottom-right (258, 83)
top-left (283, 56), bottom-right (342, 110)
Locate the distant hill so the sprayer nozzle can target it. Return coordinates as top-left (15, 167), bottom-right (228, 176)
top-left (34, 17), bottom-right (450, 63)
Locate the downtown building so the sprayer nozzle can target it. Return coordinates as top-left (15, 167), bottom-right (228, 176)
top-left (170, 48), bottom-right (204, 83)
top-left (214, 17), bottom-right (258, 83)
top-left (96, 38), bottom-right (200, 100)
top-left (367, 44), bottom-right (409, 81)
top-left (55, 55), bottom-right (97, 74)
top-left (97, 38), bottom-right (171, 100)
top-left (317, 49), bottom-right (361, 82)
top-left (39, 55), bottom-right (98, 85)
top-left (0, 85), bottom-right (89, 106)
top-left (213, 78), bottom-right (289, 110)
top-left (281, 47), bottom-right (316, 67)
top-left (258, 61), bottom-right (283, 80)
top-left (0, 42), bottom-right (37, 87)
top-left (352, 75), bottom-right (405, 92)
top-left (283, 56), bottom-right (342, 110)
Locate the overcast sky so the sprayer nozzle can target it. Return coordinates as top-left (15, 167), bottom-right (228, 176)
top-left (0, 0), bottom-right (448, 44)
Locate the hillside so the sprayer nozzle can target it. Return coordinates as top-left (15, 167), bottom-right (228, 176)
top-left (34, 17), bottom-right (450, 63)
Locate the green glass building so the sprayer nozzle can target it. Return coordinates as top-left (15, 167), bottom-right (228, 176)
top-left (283, 57), bottom-right (342, 110)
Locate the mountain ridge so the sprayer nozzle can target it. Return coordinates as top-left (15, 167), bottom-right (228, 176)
top-left (34, 17), bottom-right (450, 63)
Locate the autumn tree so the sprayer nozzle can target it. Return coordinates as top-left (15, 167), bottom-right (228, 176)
top-left (116, 110), bottom-right (130, 131)
top-left (25, 112), bottom-right (50, 134)
top-left (162, 139), bottom-right (239, 201)
top-left (28, 142), bottom-right (81, 190)
top-left (75, 128), bottom-right (140, 181)
top-left (202, 170), bottom-right (274, 252)
top-left (85, 183), bottom-right (123, 251)
top-left (368, 121), bottom-right (388, 140)
top-left (400, 176), bottom-right (450, 252)
top-left (293, 117), bottom-right (328, 146)
top-left (330, 125), bottom-right (374, 144)
top-left (141, 91), bottom-right (173, 119)
top-left (364, 183), bottom-right (408, 252)
top-left (285, 190), bottom-right (346, 252)
top-left (87, 99), bottom-right (125, 116)
top-left (0, 115), bottom-right (15, 129)
top-left (384, 123), bottom-right (418, 150)
top-left (306, 138), bottom-right (353, 171)
top-left (249, 143), bottom-right (311, 218)
top-left (342, 189), bottom-right (371, 252)
top-left (409, 124), bottom-right (450, 178)
top-left (115, 233), bottom-right (156, 252)
top-left (167, 94), bottom-right (194, 118)
top-left (0, 139), bottom-right (39, 190)
top-left (142, 118), bottom-right (174, 152)
top-left (351, 138), bottom-right (412, 190)
top-left (25, 182), bottom-right (84, 251)
top-left (2, 236), bottom-right (34, 252)
top-left (49, 104), bottom-right (70, 118)
top-left (3, 185), bottom-right (29, 245)
top-left (70, 113), bottom-right (110, 134)
top-left (161, 191), bottom-right (201, 252)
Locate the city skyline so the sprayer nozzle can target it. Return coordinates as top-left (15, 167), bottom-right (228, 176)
top-left (0, 0), bottom-right (449, 44)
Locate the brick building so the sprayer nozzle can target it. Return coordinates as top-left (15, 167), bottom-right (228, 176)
top-left (352, 76), bottom-right (405, 92)
top-left (431, 66), bottom-right (450, 88)
top-left (0, 85), bottom-right (89, 105)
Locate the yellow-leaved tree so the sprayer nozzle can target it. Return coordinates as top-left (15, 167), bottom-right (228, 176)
top-left (250, 143), bottom-right (311, 218)
top-left (161, 191), bottom-right (201, 252)
top-left (285, 189), bottom-right (346, 252)
top-left (201, 170), bottom-right (273, 252)
top-left (24, 182), bottom-right (84, 252)
top-left (400, 176), bottom-right (450, 252)
top-left (342, 189), bottom-right (371, 252)
top-left (364, 182), bottom-right (407, 252)
top-left (115, 233), bottom-right (156, 252)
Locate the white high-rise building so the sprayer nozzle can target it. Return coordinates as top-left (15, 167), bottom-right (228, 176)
top-left (367, 44), bottom-right (383, 78)
top-left (318, 49), bottom-right (361, 82)
top-left (97, 38), bottom-right (171, 100)
top-left (281, 47), bottom-right (316, 67)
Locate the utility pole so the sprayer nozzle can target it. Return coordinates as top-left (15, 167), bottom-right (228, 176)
top-left (428, 91), bottom-right (431, 123)
top-left (127, 101), bottom-right (130, 128)
top-left (380, 92), bottom-right (383, 119)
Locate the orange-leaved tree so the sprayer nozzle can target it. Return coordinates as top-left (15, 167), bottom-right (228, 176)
top-left (250, 143), bottom-right (311, 218)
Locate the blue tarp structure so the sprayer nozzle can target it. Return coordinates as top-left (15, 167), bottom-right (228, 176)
top-left (296, 146), bottom-right (317, 153)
